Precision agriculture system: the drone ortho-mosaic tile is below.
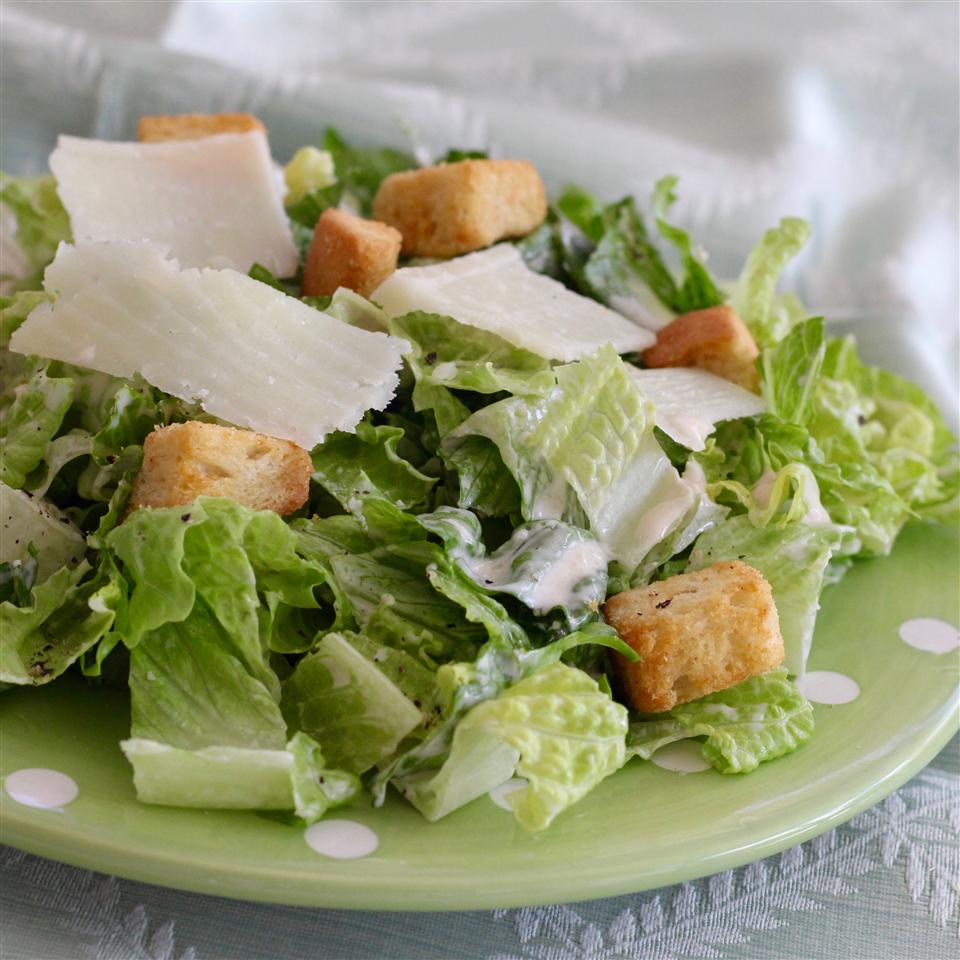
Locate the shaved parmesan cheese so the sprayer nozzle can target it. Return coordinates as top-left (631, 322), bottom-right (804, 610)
top-left (10, 242), bottom-right (407, 449)
top-left (628, 365), bottom-right (765, 451)
top-left (372, 244), bottom-right (654, 362)
top-left (0, 483), bottom-right (86, 582)
top-left (49, 133), bottom-right (298, 277)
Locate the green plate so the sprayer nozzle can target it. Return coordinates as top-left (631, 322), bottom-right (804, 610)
top-left (1, 521), bottom-right (957, 910)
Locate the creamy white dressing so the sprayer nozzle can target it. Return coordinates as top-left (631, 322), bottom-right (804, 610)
top-left (326, 659), bottom-right (351, 690)
top-left (651, 742), bottom-right (711, 774)
top-left (530, 475), bottom-right (568, 519)
top-left (303, 819), bottom-right (379, 859)
top-left (431, 361), bottom-right (458, 381)
top-left (0, 204), bottom-right (30, 295)
top-left (752, 470), bottom-right (778, 508)
top-left (898, 618), bottom-right (959, 654)
top-left (489, 777), bottom-right (527, 811)
top-left (700, 703), bottom-right (741, 720)
top-left (632, 488), bottom-right (696, 561)
top-left (520, 539), bottom-right (608, 615)
top-left (682, 460), bottom-right (707, 495)
top-left (4, 768), bottom-right (79, 809)
top-left (795, 670), bottom-right (860, 705)
top-left (663, 413), bottom-right (716, 451)
top-left (802, 503), bottom-right (832, 525)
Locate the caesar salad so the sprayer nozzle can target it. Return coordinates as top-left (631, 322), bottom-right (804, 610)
top-left (1, 113), bottom-right (955, 833)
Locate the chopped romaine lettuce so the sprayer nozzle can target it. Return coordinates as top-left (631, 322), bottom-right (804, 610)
top-left (650, 175), bottom-right (725, 312)
top-left (627, 669), bottom-right (814, 773)
top-left (121, 733), bottom-right (358, 821)
top-left (731, 217), bottom-right (811, 347)
top-left (311, 420), bottom-right (437, 513)
top-left (283, 146), bottom-right (336, 205)
top-left (401, 662), bottom-right (627, 831)
top-left (0, 556), bottom-right (123, 685)
top-left (688, 516), bottom-right (854, 675)
top-left (0, 173), bottom-right (71, 291)
top-left (281, 631), bottom-right (423, 773)
top-left (447, 344), bottom-right (702, 575)
top-left (0, 483), bottom-right (85, 580)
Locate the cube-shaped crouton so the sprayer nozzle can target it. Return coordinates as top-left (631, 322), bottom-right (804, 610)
top-left (372, 158), bottom-right (547, 258)
top-left (604, 561), bottom-right (784, 713)
top-left (128, 422), bottom-right (311, 517)
top-left (302, 208), bottom-right (402, 298)
top-left (641, 306), bottom-right (760, 390)
top-left (137, 113), bottom-right (266, 142)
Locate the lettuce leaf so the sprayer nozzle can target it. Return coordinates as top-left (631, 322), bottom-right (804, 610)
top-left (760, 316), bottom-right (826, 424)
top-left (0, 362), bottom-right (73, 488)
top-left (731, 217), bottom-right (811, 347)
top-left (446, 345), bottom-right (701, 574)
top-left (401, 662), bottom-right (628, 831)
top-left (288, 128), bottom-right (416, 225)
top-left (705, 315), bottom-right (957, 555)
top-left (120, 733), bottom-right (358, 821)
top-left (0, 483), bottom-right (86, 580)
top-left (281, 631), bottom-right (423, 773)
top-left (283, 146), bottom-right (336, 206)
top-left (627, 669), bottom-right (814, 774)
top-left (372, 621), bottom-right (633, 806)
top-left (390, 311), bottom-right (555, 397)
top-left (310, 420), bottom-right (436, 513)
top-left (419, 507), bottom-right (607, 630)
top-left (129, 607), bottom-right (288, 750)
top-left (0, 555), bottom-right (124, 685)
top-left (650, 175), bottom-right (725, 312)
top-left (108, 499), bottom-right (327, 696)
top-left (574, 195), bottom-right (679, 322)
top-left (688, 516), bottom-right (853, 675)
top-left (0, 173), bottom-right (71, 291)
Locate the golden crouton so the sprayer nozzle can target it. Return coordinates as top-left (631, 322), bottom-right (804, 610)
top-left (302, 208), bottom-right (402, 298)
top-left (372, 158), bottom-right (547, 257)
top-left (137, 113), bottom-right (266, 143)
top-left (128, 422), bottom-right (311, 517)
top-left (605, 561), bottom-right (784, 713)
top-left (641, 306), bottom-right (760, 390)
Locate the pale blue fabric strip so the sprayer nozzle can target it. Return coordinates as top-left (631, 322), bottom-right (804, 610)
top-left (2, 736), bottom-right (956, 960)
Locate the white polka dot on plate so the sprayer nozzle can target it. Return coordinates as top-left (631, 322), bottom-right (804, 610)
top-left (796, 671), bottom-right (860, 705)
top-left (304, 820), bottom-right (378, 859)
top-left (899, 618), bottom-right (960, 654)
top-left (4, 768), bottom-right (78, 809)
top-left (651, 741), bottom-right (711, 773)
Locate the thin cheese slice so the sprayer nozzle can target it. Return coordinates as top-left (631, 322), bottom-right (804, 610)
top-left (628, 365), bottom-right (765, 451)
top-left (49, 132), bottom-right (298, 277)
top-left (371, 244), bottom-right (655, 362)
top-left (10, 242), bottom-right (408, 449)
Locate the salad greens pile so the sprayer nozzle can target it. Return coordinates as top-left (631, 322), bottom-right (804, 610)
top-left (1, 130), bottom-right (956, 833)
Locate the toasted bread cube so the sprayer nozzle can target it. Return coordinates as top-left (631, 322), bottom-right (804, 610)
top-left (128, 422), bottom-right (311, 517)
top-left (302, 208), bottom-right (402, 298)
top-left (372, 159), bottom-right (547, 258)
top-left (605, 561), bottom-right (784, 713)
top-left (137, 113), bottom-right (266, 143)
top-left (641, 306), bottom-right (760, 390)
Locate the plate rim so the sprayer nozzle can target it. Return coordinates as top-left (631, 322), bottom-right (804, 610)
top-left (3, 690), bottom-right (957, 911)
